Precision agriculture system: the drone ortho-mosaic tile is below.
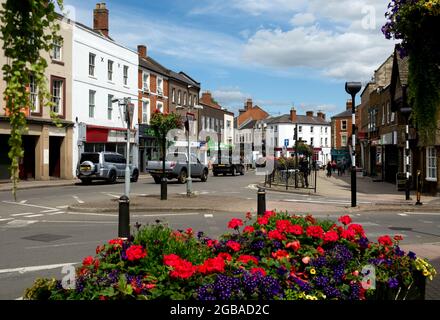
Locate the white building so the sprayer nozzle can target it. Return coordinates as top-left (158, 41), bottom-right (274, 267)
top-left (223, 112), bottom-right (234, 146)
top-left (256, 108), bottom-right (331, 164)
top-left (72, 4), bottom-right (139, 176)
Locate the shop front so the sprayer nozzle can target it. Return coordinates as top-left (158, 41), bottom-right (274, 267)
top-left (138, 124), bottom-right (160, 172)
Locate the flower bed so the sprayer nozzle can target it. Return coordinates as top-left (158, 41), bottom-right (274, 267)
top-left (24, 211), bottom-right (436, 300)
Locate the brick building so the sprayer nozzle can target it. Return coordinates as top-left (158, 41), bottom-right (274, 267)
top-left (330, 101), bottom-right (355, 165)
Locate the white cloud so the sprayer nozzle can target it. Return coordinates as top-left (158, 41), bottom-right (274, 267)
top-left (211, 88), bottom-right (250, 106)
top-left (290, 13), bottom-right (315, 26)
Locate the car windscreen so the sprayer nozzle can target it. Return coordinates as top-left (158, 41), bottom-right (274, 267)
top-left (80, 153), bottom-right (100, 164)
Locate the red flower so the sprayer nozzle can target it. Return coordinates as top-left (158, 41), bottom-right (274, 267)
top-left (198, 257), bottom-right (225, 274)
top-left (226, 240), bottom-right (241, 252)
top-left (108, 238), bottom-right (124, 247)
top-left (217, 252), bottom-right (232, 261)
top-left (125, 245), bottom-right (147, 261)
top-left (289, 225), bottom-right (303, 235)
top-left (378, 235), bottom-right (393, 246)
top-left (243, 226), bottom-right (255, 234)
top-left (237, 255), bottom-right (259, 265)
top-left (341, 229), bottom-right (356, 240)
top-left (250, 267), bottom-right (266, 276)
top-left (131, 279), bottom-right (142, 294)
top-left (145, 284), bottom-right (156, 290)
top-left (257, 216), bottom-right (269, 225)
top-left (317, 246), bottom-right (325, 256)
top-left (206, 239), bottom-right (218, 248)
top-left (96, 245), bottom-right (105, 254)
top-left (228, 218), bottom-right (244, 230)
top-left (306, 225), bottom-right (324, 239)
top-left (268, 230), bottom-right (286, 241)
top-left (186, 228), bottom-right (193, 236)
top-left (246, 212), bottom-right (252, 220)
top-left (164, 254), bottom-right (181, 267)
top-left (275, 220), bottom-right (292, 232)
top-left (323, 230), bottom-right (339, 242)
top-left (348, 224), bottom-right (365, 236)
top-left (394, 235), bottom-right (404, 241)
top-left (170, 259), bottom-right (196, 279)
top-left (264, 210), bottom-right (276, 218)
top-left (82, 256), bottom-right (94, 266)
top-left (286, 240), bottom-right (301, 251)
top-left (338, 215), bottom-right (352, 225)
top-left (272, 249), bottom-right (289, 260)
top-left (99, 296), bottom-right (107, 300)
top-left (94, 258), bottom-right (100, 269)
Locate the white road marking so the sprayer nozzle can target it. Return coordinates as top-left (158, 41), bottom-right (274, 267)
top-left (41, 209), bottom-right (60, 213)
top-left (40, 220), bottom-right (117, 224)
top-left (5, 220), bottom-right (38, 227)
top-left (398, 213), bottom-right (409, 216)
top-left (204, 214), bottom-right (214, 218)
top-left (67, 212), bottom-right (118, 217)
top-left (103, 193), bottom-right (120, 198)
top-left (419, 220), bottom-right (434, 224)
top-left (11, 213), bottom-right (35, 217)
top-left (72, 196), bottom-right (84, 204)
top-left (23, 214), bottom-right (44, 218)
top-left (0, 218), bottom-right (14, 222)
top-left (47, 211), bottom-right (64, 215)
top-left (133, 213), bottom-right (201, 217)
top-left (56, 205), bottom-right (69, 209)
top-left (282, 199), bottom-right (371, 205)
top-left (2, 200), bottom-right (57, 211)
top-left (404, 212), bottom-right (440, 216)
top-left (19, 200), bottom-right (27, 204)
top-left (0, 262), bottom-right (78, 275)
top-left (25, 241), bottom-right (99, 250)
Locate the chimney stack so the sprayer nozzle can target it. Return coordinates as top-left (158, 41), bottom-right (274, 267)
top-left (93, 3), bottom-right (109, 37)
top-left (317, 111), bottom-right (325, 120)
top-left (306, 111), bottom-right (314, 117)
top-left (290, 108), bottom-right (297, 122)
top-left (201, 91), bottom-right (213, 105)
top-left (245, 99), bottom-right (253, 110)
top-left (137, 45), bottom-right (147, 58)
top-left (346, 99), bottom-right (353, 110)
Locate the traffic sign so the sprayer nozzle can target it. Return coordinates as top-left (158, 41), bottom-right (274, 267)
top-left (284, 139), bottom-right (289, 147)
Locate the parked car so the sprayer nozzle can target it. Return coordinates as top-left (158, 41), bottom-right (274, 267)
top-left (77, 152), bottom-right (139, 184)
top-left (146, 152), bottom-right (208, 184)
top-left (212, 156), bottom-right (245, 176)
top-left (315, 161), bottom-right (325, 170)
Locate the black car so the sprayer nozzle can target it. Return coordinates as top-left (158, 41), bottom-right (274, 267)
top-left (212, 156), bottom-right (245, 176)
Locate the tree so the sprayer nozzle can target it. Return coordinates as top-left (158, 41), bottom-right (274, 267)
top-left (149, 110), bottom-right (183, 199)
top-left (383, 0), bottom-right (440, 144)
top-left (0, 0), bottom-right (63, 199)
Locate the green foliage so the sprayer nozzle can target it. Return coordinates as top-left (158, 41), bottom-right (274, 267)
top-left (149, 110), bottom-right (183, 140)
top-left (0, 0), bottom-right (63, 199)
top-left (384, 0), bottom-right (440, 144)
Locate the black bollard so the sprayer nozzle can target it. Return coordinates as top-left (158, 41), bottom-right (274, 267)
top-left (257, 187), bottom-right (266, 216)
top-left (118, 195), bottom-right (130, 239)
top-left (161, 177), bottom-right (167, 200)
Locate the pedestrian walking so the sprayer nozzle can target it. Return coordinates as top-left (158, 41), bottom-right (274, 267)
top-left (331, 160), bottom-right (337, 173)
top-left (326, 161), bottom-right (332, 177)
top-left (300, 158), bottom-right (309, 187)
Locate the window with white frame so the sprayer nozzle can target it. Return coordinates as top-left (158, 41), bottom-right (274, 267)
top-left (88, 90), bottom-right (95, 118)
top-left (386, 102), bottom-right (390, 124)
top-left (201, 116), bottom-right (205, 130)
top-left (29, 75), bottom-right (39, 113)
top-left (108, 60), bottom-right (113, 81)
top-left (183, 92), bottom-right (187, 106)
top-left (107, 94), bottom-right (113, 120)
top-left (341, 120), bottom-right (347, 131)
top-left (310, 137), bottom-right (314, 146)
top-left (320, 138), bottom-right (323, 146)
top-left (310, 126), bottom-right (314, 133)
top-left (172, 88), bottom-right (175, 103)
top-left (325, 138), bottom-right (328, 147)
top-left (123, 66), bottom-right (129, 86)
top-left (325, 127), bottom-right (328, 134)
top-left (142, 99), bottom-right (150, 123)
top-left (194, 95), bottom-right (198, 105)
top-left (52, 38), bottom-right (62, 61)
top-left (157, 77), bottom-right (163, 95)
top-left (426, 147), bottom-right (437, 181)
top-left (143, 72), bottom-right (150, 91)
top-left (89, 53), bottom-right (96, 76)
top-left (341, 134), bottom-right (347, 147)
top-left (51, 78), bottom-right (63, 115)
top-left (299, 126), bottom-right (302, 133)
top-left (382, 105), bottom-right (385, 125)
top-left (189, 95), bottom-right (193, 106)
top-left (157, 101), bottom-right (164, 113)
top-left (177, 90), bottom-right (181, 105)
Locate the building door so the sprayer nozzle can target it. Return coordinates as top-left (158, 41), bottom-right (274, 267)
top-left (385, 145), bottom-right (398, 183)
top-left (49, 136), bottom-right (62, 178)
top-left (19, 135), bottom-right (36, 180)
top-left (0, 134), bottom-right (11, 180)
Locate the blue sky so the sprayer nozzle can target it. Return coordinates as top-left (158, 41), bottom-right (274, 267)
top-left (63, 0), bottom-right (397, 117)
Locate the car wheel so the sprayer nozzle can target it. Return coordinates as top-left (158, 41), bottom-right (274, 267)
top-left (231, 167), bottom-right (236, 176)
top-left (213, 172), bottom-right (218, 176)
top-left (178, 170), bottom-right (187, 184)
top-left (201, 169), bottom-right (208, 182)
top-left (153, 176), bottom-right (161, 184)
top-left (81, 178), bottom-right (91, 185)
top-left (240, 166), bottom-right (245, 175)
top-left (108, 170), bottom-right (117, 184)
top-left (131, 170), bottom-right (139, 182)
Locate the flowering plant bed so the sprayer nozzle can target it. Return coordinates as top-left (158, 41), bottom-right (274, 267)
top-left (24, 211), bottom-right (436, 300)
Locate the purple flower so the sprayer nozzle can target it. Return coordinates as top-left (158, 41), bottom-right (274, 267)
top-left (408, 251), bottom-right (416, 260)
top-left (388, 278), bottom-right (399, 289)
top-left (395, 246), bottom-right (405, 257)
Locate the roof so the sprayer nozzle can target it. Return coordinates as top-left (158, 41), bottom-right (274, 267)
top-left (396, 53), bottom-right (409, 86)
top-left (169, 71), bottom-right (200, 88)
top-left (199, 102), bottom-right (234, 116)
top-left (239, 119), bottom-right (257, 130)
top-left (139, 56), bottom-right (170, 77)
top-left (331, 109), bottom-right (352, 119)
top-left (262, 114), bottom-right (330, 125)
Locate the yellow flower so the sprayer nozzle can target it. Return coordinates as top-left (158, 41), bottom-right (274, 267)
top-left (310, 268), bottom-right (316, 275)
top-left (423, 270), bottom-right (430, 277)
top-left (305, 295), bottom-right (318, 300)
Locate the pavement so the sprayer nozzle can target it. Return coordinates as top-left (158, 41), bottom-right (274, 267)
top-left (261, 169), bottom-right (440, 212)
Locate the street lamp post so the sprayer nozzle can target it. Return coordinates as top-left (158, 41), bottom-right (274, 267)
top-left (401, 107), bottom-right (412, 200)
top-left (185, 112), bottom-right (194, 197)
top-left (345, 82), bottom-right (362, 208)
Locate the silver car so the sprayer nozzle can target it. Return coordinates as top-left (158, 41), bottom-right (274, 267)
top-left (77, 152), bottom-right (139, 184)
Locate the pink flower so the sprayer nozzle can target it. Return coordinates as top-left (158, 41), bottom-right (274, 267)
top-left (286, 241), bottom-right (301, 251)
top-left (302, 256), bottom-right (311, 264)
